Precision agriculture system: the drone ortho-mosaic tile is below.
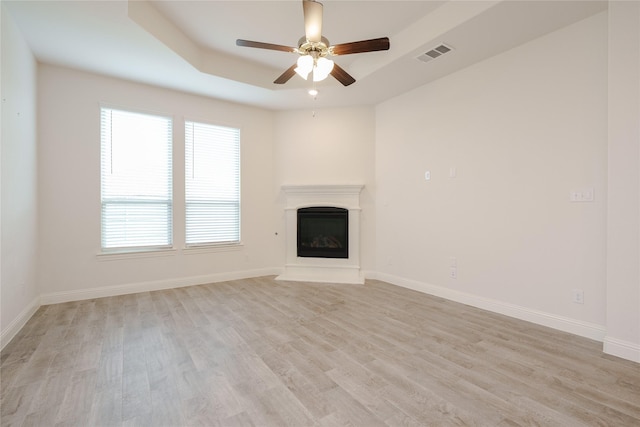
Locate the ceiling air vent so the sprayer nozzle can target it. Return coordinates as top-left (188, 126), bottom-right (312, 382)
top-left (416, 44), bottom-right (453, 63)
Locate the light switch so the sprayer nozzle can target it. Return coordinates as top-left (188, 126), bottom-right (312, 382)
top-left (583, 189), bottom-right (594, 201)
top-left (425, 171), bottom-right (431, 181)
top-left (570, 188), bottom-right (594, 202)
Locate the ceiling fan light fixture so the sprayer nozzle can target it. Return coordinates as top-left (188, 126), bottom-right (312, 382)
top-left (313, 57), bottom-right (334, 81)
top-left (294, 55), bottom-right (314, 79)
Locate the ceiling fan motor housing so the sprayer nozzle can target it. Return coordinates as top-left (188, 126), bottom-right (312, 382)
top-left (297, 36), bottom-right (331, 59)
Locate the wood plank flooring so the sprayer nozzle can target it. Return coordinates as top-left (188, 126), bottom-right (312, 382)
top-left (1, 276), bottom-right (639, 426)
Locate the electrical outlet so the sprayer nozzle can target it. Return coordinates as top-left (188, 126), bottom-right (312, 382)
top-left (450, 266), bottom-right (457, 279)
top-left (572, 289), bottom-right (584, 304)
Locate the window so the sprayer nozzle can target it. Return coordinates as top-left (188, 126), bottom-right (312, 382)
top-left (185, 121), bottom-right (240, 246)
top-left (100, 107), bottom-right (173, 250)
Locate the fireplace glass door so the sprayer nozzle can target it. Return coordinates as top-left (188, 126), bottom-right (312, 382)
top-left (297, 207), bottom-right (348, 259)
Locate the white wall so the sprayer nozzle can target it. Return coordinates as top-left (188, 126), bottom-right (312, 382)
top-left (273, 107), bottom-right (376, 272)
top-left (1, 5), bottom-right (40, 347)
top-left (37, 65), bottom-right (278, 301)
top-left (606, 1), bottom-right (640, 362)
top-left (375, 12), bottom-right (608, 340)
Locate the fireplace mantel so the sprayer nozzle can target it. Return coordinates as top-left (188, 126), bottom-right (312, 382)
top-left (277, 185), bottom-right (364, 284)
top-left (281, 185), bottom-right (363, 209)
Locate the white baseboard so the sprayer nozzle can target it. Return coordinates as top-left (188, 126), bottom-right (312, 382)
top-left (40, 268), bottom-right (281, 305)
top-left (277, 264), bottom-right (364, 285)
top-left (604, 336), bottom-right (640, 363)
top-left (1, 296), bottom-right (40, 350)
top-left (4, 269), bottom-right (632, 364)
top-left (368, 271), bottom-right (607, 342)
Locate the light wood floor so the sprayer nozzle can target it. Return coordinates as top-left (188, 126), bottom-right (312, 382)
top-left (1, 276), bottom-right (639, 426)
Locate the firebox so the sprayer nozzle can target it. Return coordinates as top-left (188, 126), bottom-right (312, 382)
top-left (297, 207), bottom-right (348, 259)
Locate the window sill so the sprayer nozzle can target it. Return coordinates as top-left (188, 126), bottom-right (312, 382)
top-left (96, 243), bottom-right (243, 260)
top-left (97, 247), bottom-right (177, 261)
top-left (183, 243), bottom-right (243, 255)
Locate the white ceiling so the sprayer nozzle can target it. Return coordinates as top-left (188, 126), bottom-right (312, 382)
top-left (4, 0), bottom-right (607, 110)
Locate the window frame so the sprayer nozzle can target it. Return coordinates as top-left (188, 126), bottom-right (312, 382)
top-left (184, 118), bottom-right (242, 248)
top-left (99, 104), bottom-right (174, 254)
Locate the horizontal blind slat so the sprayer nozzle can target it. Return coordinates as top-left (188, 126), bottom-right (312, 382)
top-left (101, 107), bottom-right (173, 249)
top-left (185, 121), bottom-right (240, 245)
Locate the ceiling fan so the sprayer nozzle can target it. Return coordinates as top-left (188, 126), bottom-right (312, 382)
top-left (236, 0), bottom-right (390, 87)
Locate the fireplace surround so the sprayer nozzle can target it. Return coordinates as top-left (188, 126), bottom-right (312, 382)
top-left (276, 185), bottom-right (363, 284)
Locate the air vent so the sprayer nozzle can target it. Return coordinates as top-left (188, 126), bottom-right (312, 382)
top-left (416, 44), bottom-right (453, 63)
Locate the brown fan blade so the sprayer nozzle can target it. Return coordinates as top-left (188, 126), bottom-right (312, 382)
top-left (331, 37), bottom-right (390, 56)
top-left (236, 39), bottom-right (296, 53)
top-left (303, 0), bottom-right (323, 43)
top-left (330, 63), bottom-right (356, 86)
top-left (274, 64), bottom-right (298, 84)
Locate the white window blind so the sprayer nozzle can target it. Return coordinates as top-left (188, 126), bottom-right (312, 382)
top-left (185, 121), bottom-right (240, 246)
top-left (100, 107), bottom-right (173, 250)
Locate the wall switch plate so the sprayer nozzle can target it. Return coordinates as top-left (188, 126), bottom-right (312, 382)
top-left (450, 266), bottom-right (457, 279)
top-left (583, 188), bottom-right (594, 201)
top-left (449, 167), bottom-right (456, 178)
top-left (570, 188), bottom-right (594, 202)
top-left (572, 288), bottom-right (584, 304)
top-left (425, 171), bottom-right (431, 181)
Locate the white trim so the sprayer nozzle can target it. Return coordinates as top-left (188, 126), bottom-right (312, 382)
top-left (1, 297), bottom-right (40, 350)
top-left (277, 264), bottom-right (364, 284)
top-left (603, 336), bottom-right (640, 363)
top-left (368, 271), bottom-right (607, 342)
top-left (281, 184), bottom-right (364, 197)
top-left (283, 207), bottom-right (362, 212)
top-left (97, 248), bottom-right (177, 261)
top-left (40, 268), bottom-right (280, 305)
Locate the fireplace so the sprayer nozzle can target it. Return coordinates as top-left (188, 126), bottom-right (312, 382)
top-left (277, 185), bottom-right (363, 284)
top-left (297, 207), bottom-right (348, 259)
